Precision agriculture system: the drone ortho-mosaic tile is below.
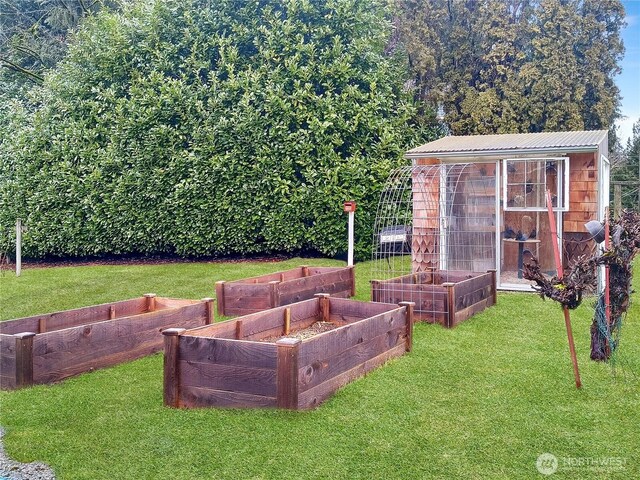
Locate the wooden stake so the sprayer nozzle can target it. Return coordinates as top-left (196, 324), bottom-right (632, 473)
top-left (370, 279), bottom-right (381, 301)
top-left (268, 280), bottom-right (280, 309)
top-left (202, 297), bottom-right (214, 325)
top-left (215, 281), bottom-right (226, 316)
top-left (546, 190), bottom-right (582, 389)
top-left (488, 269), bottom-right (497, 305)
top-left (604, 212), bottom-right (612, 357)
top-left (144, 293), bottom-right (156, 312)
top-left (235, 320), bottom-right (244, 340)
top-left (284, 307), bottom-right (291, 336)
top-left (442, 282), bottom-right (455, 328)
top-left (315, 293), bottom-right (330, 321)
top-left (399, 302), bottom-right (414, 352)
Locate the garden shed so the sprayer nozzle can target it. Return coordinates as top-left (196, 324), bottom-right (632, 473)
top-left (403, 130), bottom-right (609, 291)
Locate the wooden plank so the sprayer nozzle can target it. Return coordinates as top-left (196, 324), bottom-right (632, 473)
top-left (178, 336), bottom-right (277, 369)
top-left (307, 267), bottom-right (342, 275)
top-left (154, 298), bottom-right (200, 310)
top-left (297, 343), bottom-right (406, 410)
top-left (31, 305), bottom-right (207, 357)
top-left (222, 283), bottom-right (272, 299)
top-left (115, 303), bottom-right (208, 337)
top-left (0, 348), bottom-right (16, 375)
top-left (179, 360), bottom-right (276, 397)
top-left (455, 285), bottom-right (493, 310)
top-left (280, 267), bottom-right (305, 282)
top-left (328, 314), bottom-right (370, 324)
top-left (0, 297), bottom-right (148, 335)
top-left (184, 320), bottom-right (238, 339)
top-left (219, 281), bottom-right (273, 316)
top-left (297, 326), bottom-right (406, 392)
top-left (179, 385), bottom-right (276, 409)
top-left (453, 296), bottom-right (494, 326)
top-left (298, 308), bottom-right (406, 366)
top-left (32, 328), bottom-right (167, 383)
top-left (413, 311), bottom-right (447, 324)
top-left (243, 316), bottom-right (318, 342)
top-left (453, 273), bottom-right (492, 299)
top-left (34, 338), bottom-right (163, 384)
top-left (329, 297), bottom-right (398, 319)
top-left (0, 334), bottom-right (15, 356)
top-left (277, 338), bottom-right (300, 409)
top-left (278, 279), bottom-right (354, 306)
top-left (0, 335), bottom-right (16, 390)
top-left (371, 286), bottom-right (446, 314)
top-left (27, 303), bottom-right (209, 385)
top-left (0, 374), bottom-right (16, 390)
top-left (236, 308), bottom-right (283, 338)
top-left (224, 267), bottom-right (307, 286)
top-left (163, 328), bottom-right (184, 407)
top-left (232, 299), bottom-right (320, 339)
top-left (276, 268), bottom-right (354, 306)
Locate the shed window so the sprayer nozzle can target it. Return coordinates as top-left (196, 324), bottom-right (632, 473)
top-left (502, 157), bottom-right (569, 212)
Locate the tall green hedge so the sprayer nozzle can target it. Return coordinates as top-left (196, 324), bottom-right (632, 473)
top-left (0, 0), bottom-right (439, 259)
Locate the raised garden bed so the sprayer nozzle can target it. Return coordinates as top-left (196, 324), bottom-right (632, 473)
top-left (215, 265), bottom-right (355, 316)
top-left (371, 270), bottom-right (496, 328)
top-left (163, 294), bottom-right (413, 410)
top-left (0, 295), bottom-right (213, 390)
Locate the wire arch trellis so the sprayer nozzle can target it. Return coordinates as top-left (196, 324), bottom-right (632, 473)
top-left (371, 162), bottom-right (497, 323)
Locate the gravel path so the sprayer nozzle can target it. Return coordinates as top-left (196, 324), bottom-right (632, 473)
top-left (0, 427), bottom-right (55, 480)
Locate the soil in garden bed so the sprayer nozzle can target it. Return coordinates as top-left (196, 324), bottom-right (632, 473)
top-left (259, 321), bottom-right (338, 342)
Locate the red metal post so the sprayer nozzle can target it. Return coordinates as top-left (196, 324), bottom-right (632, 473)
top-left (546, 190), bottom-right (582, 389)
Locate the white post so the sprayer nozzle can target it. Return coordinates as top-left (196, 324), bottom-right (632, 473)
top-left (343, 201), bottom-right (356, 267)
top-left (16, 219), bottom-right (22, 277)
top-left (347, 210), bottom-right (354, 267)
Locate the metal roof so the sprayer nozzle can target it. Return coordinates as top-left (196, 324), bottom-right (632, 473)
top-left (406, 130), bottom-right (608, 158)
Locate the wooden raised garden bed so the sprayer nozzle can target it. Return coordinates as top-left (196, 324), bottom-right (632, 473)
top-left (215, 265), bottom-right (355, 316)
top-left (0, 295), bottom-right (214, 390)
top-left (371, 270), bottom-right (496, 328)
top-left (163, 294), bottom-right (414, 410)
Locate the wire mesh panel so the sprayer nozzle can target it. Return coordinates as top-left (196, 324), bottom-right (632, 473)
top-left (371, 163), bottom-right (497, 325)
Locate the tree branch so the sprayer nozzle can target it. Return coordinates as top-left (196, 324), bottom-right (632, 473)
top-left (0, 57), bottom-right (44, 82)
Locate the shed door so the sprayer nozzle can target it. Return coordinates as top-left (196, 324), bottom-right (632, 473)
top-left (498, 157), bottom-right (568, 290)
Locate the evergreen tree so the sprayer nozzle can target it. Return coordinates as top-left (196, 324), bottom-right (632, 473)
top-left (395, 0), bottom-right (625, 134)
top-left (611, 120), bottom-right (640, 210)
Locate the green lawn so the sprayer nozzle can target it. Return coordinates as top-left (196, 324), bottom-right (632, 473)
top-left (0, 258), bottom-right (638, 479)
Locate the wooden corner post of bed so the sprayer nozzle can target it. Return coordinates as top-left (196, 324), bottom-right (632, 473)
top-left (276, 338), bottom-right (301, 409)
top-left (163, 328), bottom-right (186, 407)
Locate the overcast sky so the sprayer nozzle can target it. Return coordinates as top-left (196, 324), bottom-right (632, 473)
top-left (617, 0), bottom-right (640, 146)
